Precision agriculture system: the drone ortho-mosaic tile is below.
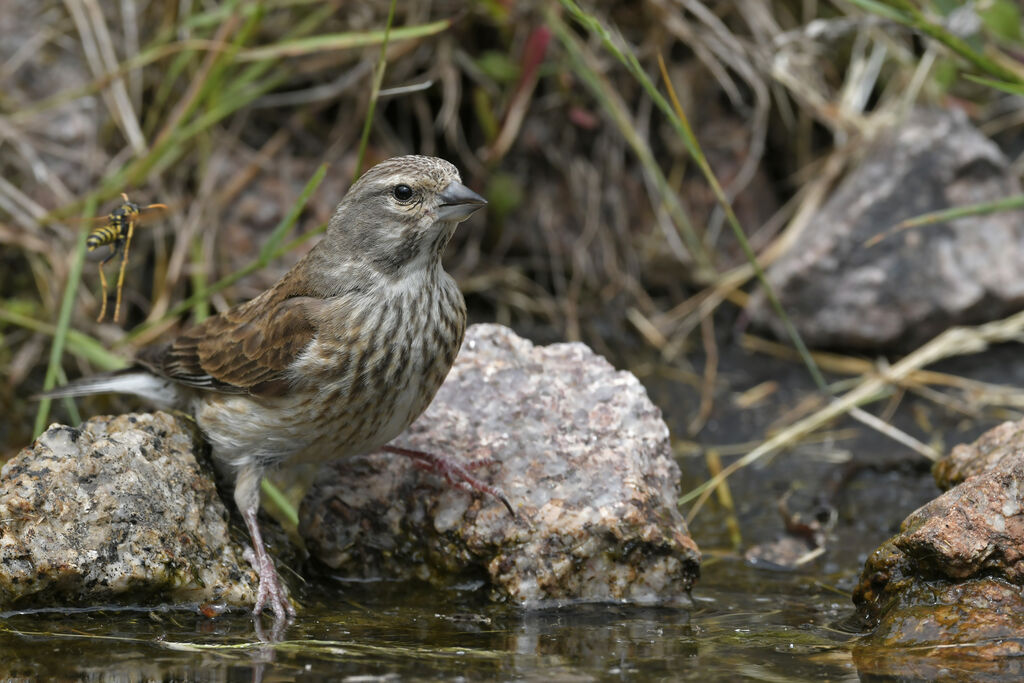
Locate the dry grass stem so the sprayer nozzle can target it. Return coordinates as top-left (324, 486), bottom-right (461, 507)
top-left (683, 310), bottom-right (1024, 509)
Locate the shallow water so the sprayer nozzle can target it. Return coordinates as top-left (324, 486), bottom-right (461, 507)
top-left (1, 570), bottom-right (861, 681)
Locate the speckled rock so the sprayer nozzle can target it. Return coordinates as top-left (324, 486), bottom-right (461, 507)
top-left (852, 419), bottom-right (1024, 673)
top-left (300, 323), bottom-right (701, 606)
top-left (933, 417), bottom-right (1024, 489)
top-left (0, 412), bottom-right (258, 609)
top-left (747, 108), bottom-right (1024, 350)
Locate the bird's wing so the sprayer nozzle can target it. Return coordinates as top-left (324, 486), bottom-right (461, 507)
top-left (137, 294), bottom-right (321, 397)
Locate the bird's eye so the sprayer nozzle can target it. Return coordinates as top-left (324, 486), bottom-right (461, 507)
top-left (393, 184), bottom-right (414, 201)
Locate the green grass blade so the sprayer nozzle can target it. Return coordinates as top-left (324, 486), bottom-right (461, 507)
top-left (865, 194), bottom-right (1024, 247)
top-left (237, 19), bottom-right (449, 62)
top-left (261, 163), bottom-right (328, 259)
top-left (261, 478), bottom-right (299, 528)
top-left (152, 0), bottom-right (257, 149)
top-left (353, 0), bottom-right (399, 180)
top-left (963, 74), bottom-right (1024, 96)
top-left (845, 0), bottom-right (1024, 84)
top-left (33, 197), bottom-right (98, 436)
top-left (0, 307), bottom-right (126, 370)
top-left (840, 0), bottom-right (905, 21)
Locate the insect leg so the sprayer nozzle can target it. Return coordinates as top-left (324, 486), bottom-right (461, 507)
top-left (113, 218), bottom-right (135, 322)
top-left (96, 248), bottom-right (113, 323)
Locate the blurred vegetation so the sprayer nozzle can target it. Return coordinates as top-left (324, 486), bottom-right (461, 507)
top-left (1, 0), bottom-right (1023, 458)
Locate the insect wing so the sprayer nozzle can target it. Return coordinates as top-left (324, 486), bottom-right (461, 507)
top-left (134, 203), bottom-right (169, 227)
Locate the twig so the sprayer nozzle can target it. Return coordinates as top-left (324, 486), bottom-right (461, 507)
top-left (682, 310), bottom-right (1024, 508)
top-left (688, 315), bottom-right (717, 435)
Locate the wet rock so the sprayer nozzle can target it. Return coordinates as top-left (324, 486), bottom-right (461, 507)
top-left (748, 108), bottom-right (1024, 350)
top-left (0, 412), bottom-right (258, 609)
top-left (852, 579), bottom-right (1024, 679)
top-left (852, 418), bottom-right (1024, 673)
top-left (933, 417), bottom-right (1024, 488)
top-left (300, 323), bottom-right (701, 606)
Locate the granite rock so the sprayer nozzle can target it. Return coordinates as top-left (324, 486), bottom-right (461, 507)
top-left (300, 323), bottom-right (700, 606)
top-left (0, 412), bottom-right (258, 609)
top-left (748, 108), bottom-right (1024, 350)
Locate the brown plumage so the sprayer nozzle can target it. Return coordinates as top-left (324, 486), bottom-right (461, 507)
top-left (45, 156), bottom-right (504, 625)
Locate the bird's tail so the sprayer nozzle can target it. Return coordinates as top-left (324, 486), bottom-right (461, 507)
top-left (35, 369), bottom-right (182, 408)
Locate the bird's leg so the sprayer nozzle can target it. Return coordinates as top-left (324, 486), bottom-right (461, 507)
top-left (381, 445), bottom-right (515, 516)
top-left (234, 464), bottom-right (296, 623)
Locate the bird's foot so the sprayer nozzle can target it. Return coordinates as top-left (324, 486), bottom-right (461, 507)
top-left (245, 547), bottom-right (297, 621)
top-left (241, 540), bottom-right (299, 638)
top-left (382, 445), bottom-right (515, 516)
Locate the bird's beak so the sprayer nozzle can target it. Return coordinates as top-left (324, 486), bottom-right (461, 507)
top-left (437, 181), bottom-right (487, 221)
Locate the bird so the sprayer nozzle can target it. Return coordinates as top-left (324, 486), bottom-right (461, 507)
top-left (41, 155), bottom-right (511, 624)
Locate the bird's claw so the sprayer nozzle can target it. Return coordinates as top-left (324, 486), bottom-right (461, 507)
top-left (383, 445), bottom-right (516, 517)
top-left (245, 544), bottom-right (296, 637)
top-left (252, 561), bottom-right (296, 620)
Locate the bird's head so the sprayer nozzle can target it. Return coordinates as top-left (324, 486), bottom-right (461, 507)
top-left (325, 155), bottom-right (486, 276)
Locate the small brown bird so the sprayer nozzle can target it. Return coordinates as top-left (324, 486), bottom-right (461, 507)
top-left (44, 155), bottom-right (508, 622)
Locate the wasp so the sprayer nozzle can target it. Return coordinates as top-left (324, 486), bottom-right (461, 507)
top-left (86, 193), bottom-right (168, 323)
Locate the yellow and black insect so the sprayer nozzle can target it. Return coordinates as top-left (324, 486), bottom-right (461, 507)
top-left (87, 193), bottom-right (168, 323)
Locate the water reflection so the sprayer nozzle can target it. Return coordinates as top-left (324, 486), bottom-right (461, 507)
top-left (1, 576), bottom-right (861, 681)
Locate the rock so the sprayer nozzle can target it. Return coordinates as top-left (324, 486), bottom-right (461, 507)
top-left (852, 579), bottom-right (1024, 679)
top-left (299, 324), bottom-right (700, 606)
top-left (748, 108), bottom-right (1024, 350)
top-left (933, 418), bottom-right (1024, 489)
top-left (852, 417), bottom-right (1024, 674)
top-left (0, 412), bottom-right (258, 609)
